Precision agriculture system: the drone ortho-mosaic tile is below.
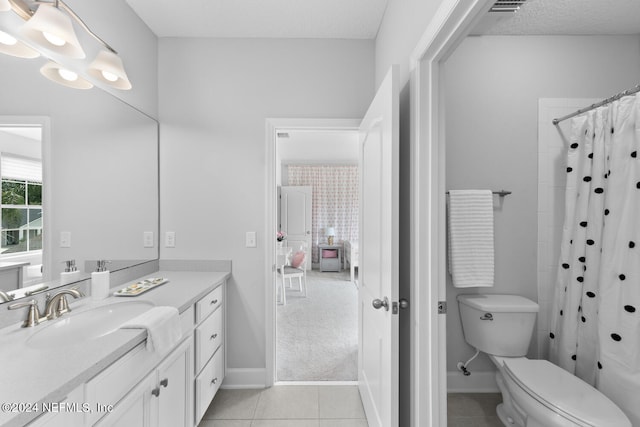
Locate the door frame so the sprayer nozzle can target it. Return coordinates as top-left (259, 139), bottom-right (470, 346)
top-left (265, 117), bottom-right (361, 386)
top-left (409, 0), bottom-right (494, 425)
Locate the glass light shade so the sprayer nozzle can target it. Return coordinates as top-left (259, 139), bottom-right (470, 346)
top-left (0, 0), bottom-right (11, 12)
top-left (40, 61), bottom-right (92, 89)
top-left (87, 50), bottom-right (132, 90)
top-left (21, 4), bottom-right (85, 58)
top-left (0, 30), bottom-right (40, 58)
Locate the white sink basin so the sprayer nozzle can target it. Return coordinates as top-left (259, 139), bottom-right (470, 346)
top-left (26, 301), bottom-right (154, 349)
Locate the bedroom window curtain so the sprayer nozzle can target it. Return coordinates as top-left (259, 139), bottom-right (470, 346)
top-left (288, 165), bottom-right (359, 263)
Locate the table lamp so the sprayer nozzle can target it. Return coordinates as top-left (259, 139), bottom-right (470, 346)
top-left (326, 227), bottom-right (335, 245)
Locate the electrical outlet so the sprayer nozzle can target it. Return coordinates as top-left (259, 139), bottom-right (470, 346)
top-left (246, 231), bottom-right (257, 248)
top-left (60, 231), bottom-right (71, 248)
top-left (165, 231), bottom-right (175, 248)
top-left (143, 231), bottom-right (154, 248)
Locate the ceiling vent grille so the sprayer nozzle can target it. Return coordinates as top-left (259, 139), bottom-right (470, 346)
top-left (490, 0), bottom-right (527, 12)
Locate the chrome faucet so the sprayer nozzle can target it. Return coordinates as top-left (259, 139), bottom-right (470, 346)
top-left (8, 299), bottom-right (43, 327)
top-left (44, 288), bottom-right (84, 320)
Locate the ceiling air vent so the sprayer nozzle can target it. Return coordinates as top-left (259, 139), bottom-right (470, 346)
top-left (490, 0), bottom-right (527, 13)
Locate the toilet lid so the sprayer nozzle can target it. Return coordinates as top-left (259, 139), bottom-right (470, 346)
top-left (503, 359), bottom-right (630, 427)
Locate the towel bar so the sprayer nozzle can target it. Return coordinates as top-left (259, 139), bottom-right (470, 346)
top-left (446, 190), bottom-right (511, 197)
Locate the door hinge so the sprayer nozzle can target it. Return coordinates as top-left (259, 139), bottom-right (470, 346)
top-left (438, 301), bottom-right (447, 314)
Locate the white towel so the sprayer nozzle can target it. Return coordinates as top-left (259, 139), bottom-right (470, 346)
top-left (121, 306), bottom-right (182, 355)
top-left (447, 190), bottom-right (495, 287)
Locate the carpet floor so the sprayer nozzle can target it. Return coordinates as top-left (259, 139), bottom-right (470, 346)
top-left (277, 269), bottom-right (358, 381)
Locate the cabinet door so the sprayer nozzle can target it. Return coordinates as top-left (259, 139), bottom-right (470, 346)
top-left (95, 374), bottom-right (155, 427)
top-left (154, 338), bottom-right (193, 427)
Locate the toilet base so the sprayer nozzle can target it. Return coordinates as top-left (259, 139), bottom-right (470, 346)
top-left (496, 403), bottom-right (514, 426)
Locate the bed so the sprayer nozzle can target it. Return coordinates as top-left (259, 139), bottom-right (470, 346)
top-left (343, 240), bottom-right (359, 283)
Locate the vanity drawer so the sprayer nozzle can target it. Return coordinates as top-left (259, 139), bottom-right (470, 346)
top-left (85, 342), bottom-right (153, 425)
top-left (195, 306), bottom-right (223, 374)
top-left (194, 347), bottom-right (224, 425)
top-left (195, 284), bottom-right (223, 324)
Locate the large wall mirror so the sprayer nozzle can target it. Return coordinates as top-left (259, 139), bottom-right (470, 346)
top-left (0, 48), bottom-right (159, 303)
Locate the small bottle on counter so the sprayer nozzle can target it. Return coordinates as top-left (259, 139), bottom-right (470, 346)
top-left (60, 260), bottom-right (81, 285)
top-left (91, 260), bottom-right (111, 300)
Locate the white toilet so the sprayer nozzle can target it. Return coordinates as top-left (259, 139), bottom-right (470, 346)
top-left (457, 294), bottom-right (631, 427)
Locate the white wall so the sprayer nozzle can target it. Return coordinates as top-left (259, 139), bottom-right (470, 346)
top-left (158, 38), bottom-right (374, 373)
top-left (444, 35), bottom-right (640, 387)
top-left (374, 0), bottom-right (443, 88)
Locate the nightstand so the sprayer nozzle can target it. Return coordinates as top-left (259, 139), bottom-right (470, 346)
top-left (318, 244), bottom-right (342, 272)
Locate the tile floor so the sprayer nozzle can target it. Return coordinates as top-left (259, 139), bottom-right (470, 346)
top-left (199, 385), bottom-right (368, 427)
top-left (447, 393), bottom-right (503, 427)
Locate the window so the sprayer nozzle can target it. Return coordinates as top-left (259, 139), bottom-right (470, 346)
top-left (1, 154), bottom-right (42, 255)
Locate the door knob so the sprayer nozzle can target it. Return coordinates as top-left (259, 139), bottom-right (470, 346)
top-left (372, 297), bottom-right (389, 311)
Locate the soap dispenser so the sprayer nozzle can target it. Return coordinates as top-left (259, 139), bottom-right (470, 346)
top-left (60, 260), bottom-right (81, 285)
top-left (91, 260), bottom-right (111, 300)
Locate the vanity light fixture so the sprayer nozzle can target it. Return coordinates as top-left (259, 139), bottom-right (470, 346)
top-left (87, 49), bottom-right (132, 90)
top-left (20, 3), bottom-right (84, 58)
top-left (0, 29), bottom-right (39, 57)
top-left (0, 0), bottom-right (132, 90)
top-left (40, 60), bottom-right (92, 89)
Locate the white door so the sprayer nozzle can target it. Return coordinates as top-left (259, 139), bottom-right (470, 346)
top-left (358, 66), bottom-right (399, 427)
top-left (280, 186), bottom-right (312, 270)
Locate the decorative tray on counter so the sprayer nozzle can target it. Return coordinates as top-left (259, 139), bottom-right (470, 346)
top-left (114, 277), bottom-right (169, 297)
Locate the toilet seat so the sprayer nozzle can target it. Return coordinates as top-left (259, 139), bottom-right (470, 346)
top-left (502, 358), bottom-right (630, 427)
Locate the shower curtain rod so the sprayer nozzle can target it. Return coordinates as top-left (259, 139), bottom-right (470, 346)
top-left (552, 84), bottom-right (640, 125)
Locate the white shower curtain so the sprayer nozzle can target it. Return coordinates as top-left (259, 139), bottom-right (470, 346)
top-left (550, 94), bottom-right (640, 425)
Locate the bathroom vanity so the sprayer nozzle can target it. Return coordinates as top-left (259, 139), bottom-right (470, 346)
top-left (0, 270), bottom-right (229, 427)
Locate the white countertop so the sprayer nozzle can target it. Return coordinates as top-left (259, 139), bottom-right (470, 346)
top-left (0, 270), bottom-right (229, 427)
top-left (0, 261), bottom-right (29, 272)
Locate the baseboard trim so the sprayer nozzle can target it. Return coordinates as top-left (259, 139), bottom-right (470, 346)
top-left (447, 370), bottom-right (499, 393)
top-left (222, 368), bottom-right (267, 389)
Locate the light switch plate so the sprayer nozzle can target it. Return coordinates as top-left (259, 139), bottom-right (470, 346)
top-left (60, 231), bottom-right (71, 248)
top-left (246, 231), bottom-right (257, 248)
top-left (165, 231), bottom-right (175, 248)
top-left (143, 231), bottom-right (154, 248)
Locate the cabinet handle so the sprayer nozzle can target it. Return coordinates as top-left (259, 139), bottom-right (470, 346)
top-left (211, 378), bottom-right (218, 385)
top-left (160, 378), bottom-right (169, 388)
top-left (151, 387), bottom-right (160, 397)
top-left (210, 299), bottom-right (218, 305)
top-left (210, 333), bottom-right (218, 340)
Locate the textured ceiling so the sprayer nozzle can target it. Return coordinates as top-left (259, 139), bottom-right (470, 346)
top-left (125, 0), bottom-right (388, 38)
top-left (475, 0), bottom-right (640, 35)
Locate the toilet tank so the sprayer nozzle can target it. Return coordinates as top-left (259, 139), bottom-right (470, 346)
top-left (457, 294), bottom-right (539, 357)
